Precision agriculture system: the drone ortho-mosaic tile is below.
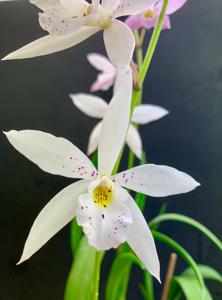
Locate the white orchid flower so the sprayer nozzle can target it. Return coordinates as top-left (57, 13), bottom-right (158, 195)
top-left (2, 0), bottom-right (157, 67)
top-left (4, 70), bottom-right (199, 282)
top-left (70, 93), bottom-right (169, 159)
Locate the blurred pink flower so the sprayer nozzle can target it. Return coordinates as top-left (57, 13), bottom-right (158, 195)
top-left (125, 0), bottom-right (188, 31)
top-left (87, 53), bottom-right (138, 92)
top-left (87, 53), bottom-right (117, 92)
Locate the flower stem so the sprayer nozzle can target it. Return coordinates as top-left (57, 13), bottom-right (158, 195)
top-left (127, 0), bottom-right (169, 170)
top-left (93, 251), bottom-right (103, 300)
top-left (140, 0), bottom-right (169, 84)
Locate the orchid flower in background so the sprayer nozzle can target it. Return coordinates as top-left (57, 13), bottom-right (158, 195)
top-left (70, 93), bottom-right (169, 158)
top-left (125, 0), bottom-right (188, 31)
top-left (4, 68), bottom-right (200, 282)
top-left (87, 52), bottom-right (138, 92)
top-left (87, 53), bottom-right (116, 92)
top-left (2, 0), bottom-right (159, 67)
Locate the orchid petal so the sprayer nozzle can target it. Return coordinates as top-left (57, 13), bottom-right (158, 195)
top-left (112, 0), bottom-right (157, 18)
top-left (60, 0), bottom-right (88, 16)
top-left (126, 124), bottom-right (142, 159)
top-left (30, 0), bottom-right (60, 10)
top-left (17, 179), bottom-right (89, 264)
top-left (156, 0), bottom-right (188, 15)
top-left (87, 122), bottom-right (102, 156)
top-left (103, 19), bottom-right (135, 68)
top-left (132, 104), bottom-right (169, 125)
top-left (98, 67), bottom-right (132, 175)
top-left (4, 130), bottom-right (97, 180)
top-left (125, 15), bottom-right (145, 30)
top-left (87, 53), bottom-right (115, 73)
top-left (101, 0), bottom-right (120, 15)
top-left (126, 194), bottom-right (160, 281)
top-left (39, 7), bottom-right (87, 35)
top-left (142, 15), bottom-right (171, 30)
top-left (76, 186), bottom-right (132, 250)
top-left (91, 72), bottom-right (116, 92)
top-left (70, 93), bottom-right (107, 118)
top-left (113, 164), bottom-right (200, 197)
top-left (2, 26), bottom-right (100, 60)
top-left (113, 66), bottom-right (132, 94)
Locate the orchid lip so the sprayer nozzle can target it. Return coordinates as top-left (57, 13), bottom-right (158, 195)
top-left (91, 175), bottom-right (114, 207)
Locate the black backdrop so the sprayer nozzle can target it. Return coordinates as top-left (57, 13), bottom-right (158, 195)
top-left (0, 0), bottom-right (222, 299)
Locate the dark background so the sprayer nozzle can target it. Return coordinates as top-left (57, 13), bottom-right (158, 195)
top-left (0, 0), bottom-right (222, 299)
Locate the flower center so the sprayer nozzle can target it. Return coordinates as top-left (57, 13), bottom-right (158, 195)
top-left (93, 177), bottom-right (113, 207)
top-left (84, 5), bottom-right (112, 28)
top-left (143, 9), bottom-right (157, 19)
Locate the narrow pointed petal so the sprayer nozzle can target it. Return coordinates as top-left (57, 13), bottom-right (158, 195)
top-left (112, 0), bottom-right (157, 18)
top-left (126, 195), bottom-right (160, 281)
top-left (132, 104), bottom-right (169, 125)
top-left (2, 26), bottom-right (100, 60)
top-left (103, 20), bottom-right (135, 68)
top-left (87, 122), bottom-right (102, 156)
top-left (113, 164), bottom-right (200, 197)
top-left (76, 186), bottom-right (132, 250)
top-left (17, 179), bottom-right (89, 264)
top-left (87, 53), bottom-right (115, 73)
top-left (126, 124), bottom-right (142, 159)
top-left (101, 0), bottom-right (120, 15)
top-left (98, 67), bottom-right (132, 175)
top-left (70, 93), bottom-right (107, 118)
top-left (4, 130), bottom-right (97, 180)
top-left (30, 0), bottom-right (60, 10)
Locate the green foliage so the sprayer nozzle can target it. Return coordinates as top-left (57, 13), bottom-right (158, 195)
top-left (105, 253), bottom-right (143, 300)
top-left (149, 213), bottom-right (222, 252)
top-left (169, 265), bottom-right (222, 300)
top-left (139, 272), bottom-right (154, 300)
top-left (91, 151), bottom-right (98, 169)
top-left (64, 236), bottom-right (97, 300)
top-left (70, 219), bottom-right (83, 256)
top-left (152, 231), bottom-right (205, 294)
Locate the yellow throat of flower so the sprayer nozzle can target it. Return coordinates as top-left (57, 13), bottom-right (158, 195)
top-left (143, 9), bottom-right (157, 19)
top-left (93, 177), bottom-right (113, 207)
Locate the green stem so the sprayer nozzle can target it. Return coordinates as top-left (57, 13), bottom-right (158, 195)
top-left (93, 251), bottom-right (103, 300)
top-left (140, 0), bottom-right (169, 84)
top-left (133, 0), bottom-right (169, 106)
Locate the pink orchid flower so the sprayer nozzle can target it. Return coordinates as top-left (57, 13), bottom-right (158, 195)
top-left (87, 52), bottom-right (138, 92)
top-left (125, 0), bottom-right (188, 31)
top-left (87, 53), bottom-right (117, 92)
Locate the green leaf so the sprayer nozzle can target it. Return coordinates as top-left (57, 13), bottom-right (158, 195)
top-left (183, 265), bottom-right (222, 283)
top-left (105, 253), bottom-right (142, 300)
top-left (169, 276), bottom-right (212, 300)
top-left (149, 213), bottom-right (222, 252)
top-left (150, 203), bottom-right (168, 231)
top-left (70, 218), bottom-right (83, 255)
top-left (91, 151), bottom-right (98, 169)
top-left (135, 192), bottom-right (146, 212)
top-left (64, 236), bottom-right (97, 300)
top-left (139, 271), bottom-right (154, 300)
top-left (152, 231), bottom-right (205, 295)
top-left (169, 265), bottom-right (222, 300)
